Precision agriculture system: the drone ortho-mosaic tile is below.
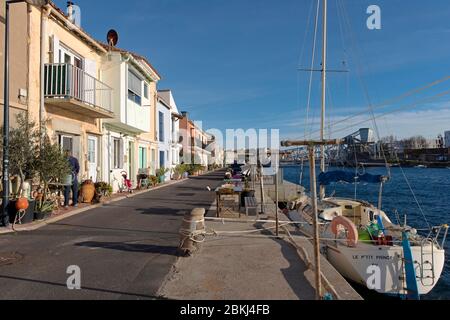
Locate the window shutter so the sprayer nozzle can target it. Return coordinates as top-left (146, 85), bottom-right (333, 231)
top-left (128, 70), bottom-right (141, 95)
top-left (51, 35), bottom-right (60, 63)
top-left (84, 59), bottom-right (97, 77)
top-left (119, 139), bottom-right (125, 169)
top-left (84, 59), bottom-right (97, 105)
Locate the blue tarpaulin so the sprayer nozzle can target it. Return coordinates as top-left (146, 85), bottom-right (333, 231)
top-left (318, 171), bottom-right (384, 186)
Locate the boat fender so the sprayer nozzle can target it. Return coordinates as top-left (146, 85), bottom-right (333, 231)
top-left (331, 216), bottom-right (359, 248)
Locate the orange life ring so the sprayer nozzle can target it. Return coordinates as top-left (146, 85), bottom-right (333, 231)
top-left (331, 216), bottom-right (359, 247)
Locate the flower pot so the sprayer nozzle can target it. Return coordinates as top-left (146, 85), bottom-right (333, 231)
top-left (34, 211), bottom-right (49, 221)
top-left (173, 172), bottom-right (181, 180)
top-left (8, 200), bottom-right (35, 225)
top-left (240, 190), bottom-right (255, 207)
top-left (81, 180), bottom-right (96, 203)
top-left (158, 176), bottom-right (166, 184)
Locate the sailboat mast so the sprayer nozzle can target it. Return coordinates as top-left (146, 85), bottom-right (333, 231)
top-left (320, 0), bottom-right (328, 200)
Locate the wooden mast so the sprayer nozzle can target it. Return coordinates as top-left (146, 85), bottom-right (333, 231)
top-left (320, 0), bottom-right (328, 201)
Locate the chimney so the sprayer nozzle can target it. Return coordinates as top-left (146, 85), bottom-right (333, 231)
top-left (181, 111), bottom-right (188, 119)
top-left (67, 2), bottom-right (74, 22)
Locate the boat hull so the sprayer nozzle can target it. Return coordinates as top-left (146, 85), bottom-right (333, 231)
top-left (326, 243), bottom-right (445, 296)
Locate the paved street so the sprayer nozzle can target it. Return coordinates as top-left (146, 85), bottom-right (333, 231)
top-left (0, 171), bottom-right (223, 300)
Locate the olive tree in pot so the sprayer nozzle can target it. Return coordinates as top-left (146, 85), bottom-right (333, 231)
top-left (33, 135), bottom-right (71, 219)
top-left (0, 113), bottom-right (39, 224)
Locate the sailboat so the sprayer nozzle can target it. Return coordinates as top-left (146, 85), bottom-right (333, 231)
top-left (282, 0), bottom-right (448, 299)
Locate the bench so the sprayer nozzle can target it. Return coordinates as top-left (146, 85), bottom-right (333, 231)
top-left (244, 196), bottom-right (259, 220)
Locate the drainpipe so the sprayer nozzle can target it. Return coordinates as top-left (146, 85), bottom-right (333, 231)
top-left (107, 130), bottom-right (111, 185)
top-left (40, 5), bottom-right (51, 138)
top-left (123, 54), bottom-right (131, 126)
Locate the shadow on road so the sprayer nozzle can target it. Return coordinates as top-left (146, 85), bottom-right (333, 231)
top-left (51, 223), bottom-right (180, 236)
top-left (75, 241), bottom-right (179, 256)
top-left (255, 221), bottom-right (315, 300)
top-left (0, 275), bottom-right (161, 299)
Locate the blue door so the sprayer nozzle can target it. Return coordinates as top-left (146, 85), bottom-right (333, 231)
top-left (160, 151), bottom-right (165, 169)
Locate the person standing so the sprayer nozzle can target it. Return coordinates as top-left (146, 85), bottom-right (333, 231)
top-left (64, 150), bottom-right (80, 209)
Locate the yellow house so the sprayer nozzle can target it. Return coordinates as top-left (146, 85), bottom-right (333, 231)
top-left (26, 1), bottom-right (116, 182)
top-left (0, 1), bottom-right (30, 126)
top-left (3, 0), bottom-right (161, 189)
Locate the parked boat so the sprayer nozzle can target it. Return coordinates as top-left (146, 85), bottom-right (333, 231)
top-left (415, 165), bottom-right (428, 169)
top-left (283, 0), bottom-right (448, 299)
top-left (288, 187), bottom-right (447, 297)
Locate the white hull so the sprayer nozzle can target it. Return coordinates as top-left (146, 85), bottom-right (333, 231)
top-left (326, 242), bottom-right (445, 296)
top-left (289, 209), bottom-right (446, 297)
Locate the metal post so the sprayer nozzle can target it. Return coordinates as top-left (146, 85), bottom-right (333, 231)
top-left (378, 181), bottom-right (384, 210)
top-left (259, 162), bottom-right (265, 215)
top-left (275, 166), bottom-right (279, 237)
top-left (309, 146), bottom-right (322, 300)
top-left (319, 0), bottom-right (328, 201)
top-left (1, 1), bottom-right (11, 226)
top-left (251, 164), bottom-right (256, 191)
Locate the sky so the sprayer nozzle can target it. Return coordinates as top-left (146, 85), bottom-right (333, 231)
top-left (54, 0), bottom-right (450, 141)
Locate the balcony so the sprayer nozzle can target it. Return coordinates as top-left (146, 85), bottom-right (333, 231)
top-left (44, 63), bottom-right (114, 119)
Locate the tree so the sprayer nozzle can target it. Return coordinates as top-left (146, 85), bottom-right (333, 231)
top-left (34, 135), bottom-right (71, 206)
top-left (400, 135), bottom-right (429, 150)
top-left (0, 113), bottom-right (40, 197)
top-left (8, 113), bottom-right (40, 195)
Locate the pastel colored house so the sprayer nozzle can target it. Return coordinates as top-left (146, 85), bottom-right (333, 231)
top-left (100, 46), bottom-right (160, 191)
top-left (156, 94), bottom-right (171, 180)
top-left (28, 1), bottom-right (114, 182)
top-left (158, 90), bottom-right (183, 179)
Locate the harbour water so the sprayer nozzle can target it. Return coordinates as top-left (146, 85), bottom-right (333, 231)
top-left (283, 165), bottom-right (450, 300)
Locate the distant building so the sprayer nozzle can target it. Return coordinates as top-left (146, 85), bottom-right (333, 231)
top-left (445, 131), bottom-right (450, 148)
top-left (404, 148), bottom-right (450, 162)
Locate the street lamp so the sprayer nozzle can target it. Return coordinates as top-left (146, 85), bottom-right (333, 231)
top-left (2, 0), bottom-right (47, 226)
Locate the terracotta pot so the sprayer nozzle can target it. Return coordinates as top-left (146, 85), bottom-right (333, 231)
top-left (81, 180), bottom-right (95, 203)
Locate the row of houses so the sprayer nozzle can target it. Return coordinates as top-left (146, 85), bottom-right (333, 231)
top-left (0, 1), bottom-right (223, 192)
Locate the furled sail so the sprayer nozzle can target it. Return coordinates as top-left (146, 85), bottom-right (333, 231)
top-left (318, 171), bottom-right (384, 186)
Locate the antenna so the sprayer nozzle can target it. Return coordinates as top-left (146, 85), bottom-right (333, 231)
top-left (107, 29), bottom-right (119, 47)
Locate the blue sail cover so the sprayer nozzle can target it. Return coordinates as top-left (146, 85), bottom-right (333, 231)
top-left (318, 171), bottom-right (384, 186)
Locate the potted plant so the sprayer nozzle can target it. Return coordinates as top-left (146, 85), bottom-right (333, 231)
top-left (34, 198), bottom-right (56, 221)
top-left (80, 180), bottom-right (96, 203)
top-left (156, 167), bottom-right (170, 183)
top-left (172, 164), bottom-right (184, 180)
top-left (95, 182), bottom-right (113, 197)
top-left (240, 177), bottom-right (255, 207)
top-left (34, 135), bottom-right (71, 213)
top-left (1, 113), bottom-right (40, 224)
top-left (149, 175), bottom-right (159, 187)
top-left (186, 164), bottom-right (203, 176)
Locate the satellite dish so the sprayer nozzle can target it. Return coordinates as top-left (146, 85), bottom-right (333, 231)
top-left (107, 29), bottom-right (119, 47)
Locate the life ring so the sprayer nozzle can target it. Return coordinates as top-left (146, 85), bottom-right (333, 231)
top-left (331, 216), bottom-right (359, 248)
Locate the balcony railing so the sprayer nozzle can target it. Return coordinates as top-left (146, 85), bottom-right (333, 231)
top-left (44, 63), bottom-right (113, 117)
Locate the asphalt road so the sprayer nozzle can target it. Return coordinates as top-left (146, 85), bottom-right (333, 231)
top-left (0, 171), bottom-right (224, 300)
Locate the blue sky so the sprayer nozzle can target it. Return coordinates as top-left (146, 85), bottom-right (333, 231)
top-left (55, 0), bottom-right (450, 140)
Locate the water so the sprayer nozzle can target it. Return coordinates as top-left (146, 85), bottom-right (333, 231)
top-left (283, 165), bottom-right (450, 300)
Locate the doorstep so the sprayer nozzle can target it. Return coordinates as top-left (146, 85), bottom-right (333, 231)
top-left (0, 178), bottom-right (188, 236)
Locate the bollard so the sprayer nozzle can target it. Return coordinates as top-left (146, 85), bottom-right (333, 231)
top-left (178, 208), bottom-right (206, 256)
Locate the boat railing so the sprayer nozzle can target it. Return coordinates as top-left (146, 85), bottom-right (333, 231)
top-left (419, 238), bottom-right (436, 287)
top-left (425, 224), bottom-right (449, 250)
top-left (418, 224), bottom-right (448, 287)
